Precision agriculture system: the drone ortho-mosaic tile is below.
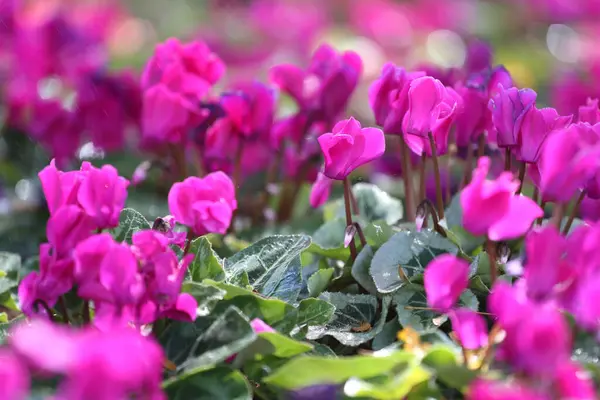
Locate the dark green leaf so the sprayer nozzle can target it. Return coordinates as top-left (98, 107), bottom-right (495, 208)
top-left (204, 280), bottom-right (298, 333)
top-left (444, 195), bottom-right (485, 254)
top-left (307, 268), bottom-right (334, 297)
top-left (335, 183), bottom-right (404, 225)
top-left (309, 218), bottom-right (351, 260)
top-left (0, 252), bottom-right (21, 294)
top-left (180, 282), bottom-right (226, 317)
top-left (393, 284), bottom-right (446, 333)
top-left (188, 237), bottom-right (225, 282)
top-left (370, 230), bottom-right (458, 294)
top-left (351, 245), bottom-right (378, 295)
top-left (363, 220), bottom-right (395, 248)
top-left (296, 298), bottom-right (335, 328)
top-left (234, 332), bottom-right (313, 365)
top-left (160, 306), bottom-right (256, 372)
top-left (306, 293), bottom-right (391, 346)
top-left (110, 208), bottom-right (151, 243)
top-left (164, 366), bottom-right (252, 400)
top-left (0, 315), bottom-right (25, 345)
top-left (263, 350), bottom-right (415, 389)
top-left (224, 235), bottom-right (311, 303)
top-left (372, 319), bottom-right (401, 351)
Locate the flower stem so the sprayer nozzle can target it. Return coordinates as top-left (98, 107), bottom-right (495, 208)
top-left (532, 186), bottom-right (539, 203)
top-left (562, 191), bottom-right (586, 235)
top-left (485, 239), bottom-right (497, 286)
top-left (477, 134), bottom-right (486, 159)
top-left (33, 299), bottom-right (55, 322)
top-left (169, 144), bottom-right (188, 180)
top-left (536, 200), bottom-right (547, 225)
top-left (504, 148), bottom-right (511, 171)
top-left (343, 177), bottom-right (358, 261)
top-left (82, 301), bottom-right (90, 324)
top-left (183, 229), bottom-right (195, 255)
top-left (398, 135), bottom-right (416, 221)
top-left (417, 199), bottom-right (447, 237)
top-left (233, 140), bottom-right (243, 189)
top-left (428, 132), bottom-right (445, 220)
top-left (276, 160), bottom-right (311, 222)
top-left (419, 153), bottom-right (426, 202)
top-left (349, 184), bottom-right (360, 216)
top-left (461, 141), bottom-right (474, 189)
top-left (58, 297), bottom-right (71, 324)
top-left (516, 162), bottom-right (526, 195)
top-left (551, 203), bottom-right (565, 230)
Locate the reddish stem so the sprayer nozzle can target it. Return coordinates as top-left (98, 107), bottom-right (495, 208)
top-left (343, 178), bottom-right (358, 261)
top-left (398, 135), bottom-right (416, 221)
top-left (428, 132), bottom-right (445, 220)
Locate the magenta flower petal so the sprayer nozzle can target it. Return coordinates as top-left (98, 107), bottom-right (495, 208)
top-left (309, 172), bottom-right (333, 208)
top-left (161, 293), bottom-right (197, 322)
top-left (449, 308), bottom-right (488, 350)
top-left (424, 254), bottom-right (469, 313)
top-left (487, 194), bottom-right (543, 241)
top-left (0, 349), bottom-right (29, 400)
top-left (250, 318), bottom-right (275, 333)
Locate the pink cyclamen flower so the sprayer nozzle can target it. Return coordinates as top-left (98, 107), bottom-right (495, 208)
top-left (38, 159), bottom-right (90, 215)
top-left (538, 123), bottom-right (600, 202)
top-left (554, 361), bottom-right (597, 400)
top-left (449, 308), bottom-right (488, 350)
top-left (142, 37), bottom-right (225, 98)
top-left (317, 117), bottom-right (385, 180)
top-left (47, 205), bottom-right (95, 258)
top-left (522, 226), bottom-right (572, 301)
top-left (250, 318), bottom-right (276, 333)
top-left (402, 76), bottom-right (462, 156)
top-left (309, 172), bottom-right (333, 208)
top-left (488, 85), bottom-right (537, 148)
top-left (168, 171), bottom-right (237, 236)
top-left (220, 81), bottom-right (276, 139)
top-left (516, 105), bottom-right (572, 163)
top-left (76, 69), bottom-right (142, 152)
top-left (578, 98), bottom-right (600, 124)
top-left (454, 85), bottom-right (489, 148)
top-left (368, 63), bottom-right (425, 134)
top-left (0, 349), bottom-right (29, 400)
top-left (9, 319), bottom-right (165, 399)
top-left (269, 44), bottom-right (362, 124)
top-left (424, 254), bottom-right (469, 313)
top-left (77, 164), bottom-right (129, 229)
top-left (141, 83), bottom-right (207, 146)
top-left (460, 157), bottom-right (543, 241)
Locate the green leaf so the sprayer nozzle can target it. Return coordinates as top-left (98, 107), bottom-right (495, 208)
top-left (188, 237), bottom-right (225, 282)
top-left (370, 230), bottom-right (458, 294)
top-left (351, 245), bottom-right (378, 295)
top-left (363, 220), bottom-right (395, 248)
top-left (204, 280), bottom-right (298, 333)
top-left (224, 235), bottom-right (311, 303)
top-left (296, 298), bottom-right (335, 328)
top-left (573, 331), bottom-right (600, 381)
top-left (444, 195), bottom-right (485, 254)
top-left (306, 293), bottom-right (391, 346)
top-left (180, 282), bottom-right (226, 317)
top-left (110, 208), bottom-right (151, 243)
top-left (335, 183), bottom-right (404, 225)
top-left (307, 268), bottom-right (334, 297)
top-left (372, 319), bottom-right (402, 351)
top-left (160, 306), bottom-right (256, 372)
top-left (343, 364), bottom-right (431, 399)
top-left (263, 350), bottom-right (415, 389)
top-left (0, 315), bottom-right (25, 345)
top-left (393, 284), bottom-right (446, 333)
top-left (0, 252), bottom-right (21, 294)
top-left (459, 289), bottom-right (479, 311)
top-left (164, 366), bottom-right (252, 400)
top-left (422, 345), bottom-right (478, 390)
top-left (235, 331), bottom-right (313, 364)
top-left (308, 218), bottom-right (351, 260)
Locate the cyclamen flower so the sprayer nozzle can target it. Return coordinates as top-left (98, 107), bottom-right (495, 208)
top-left (460, 157), bottom-right (542, 241)
top-left (269, 44), bottom-right (362, 124)
top-left (46, 205), bottom-right (95, 258)
top-left (368, 63), bottom-right (425, 134)
top-left (141, 38), bottom-right (225, 97)
top-left (578, 98), bottom-right (600, 124)
top-left (402, 76), bottom-right (462, 156)
top-left (77, 164), bottom-right (130, 229)
top-left (309, 172), bottom-right (333, 208)
top-left (38, 159), bottom-right (90, 215)
top-left (538, 123), bottom-right (600, 202)
top-left (0, 349), bottom-right (29, 400)
top-left (168, 171), bottom-right (237, 236)
top-left (317, 117), bottom-right (385, 180)
top-left (424, 254), bottom-right (469, 313)
top-left (488, 85), bottom-right (537, 148)
top-left (9, 319), bottom-right (165, 399)
top-left (449, 308), bottom-right (488, 350)
top-left (516, 106), bottom-right (572, 163)
top-left (219, 81), bottom-right (276, 139)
